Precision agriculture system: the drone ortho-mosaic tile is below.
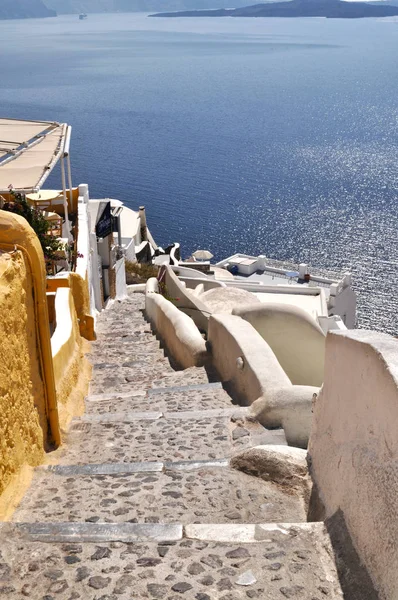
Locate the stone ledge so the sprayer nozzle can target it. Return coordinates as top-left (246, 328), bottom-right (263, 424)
top-left (43, 459), bottom-right (229, 476)
top-left (164, 407), bottom-right (248, 420)
top-left (1, 521), bottom-right (326, 545)
top-left (148, 381), bottom-right (222, 395)
top-left (45, 461), bottom-right (164, 476)
top-left (79, 411), bottom-right (163, 422)
top-left (185, 522), bottom-right (326, 543)
top-left (85, 390), bottom-right (147, 402)
top-left (5, 522), bottom-right (183, 543)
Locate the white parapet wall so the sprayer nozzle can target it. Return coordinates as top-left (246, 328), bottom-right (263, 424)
top-left (208, 313), bottom-right (290, 402)
top-left (145, 277), bottom-right (159, 324)
top-left (77, 184), bottom-right (102, 316)
top-left (164, 266), bottom-right (213, 332)
top-left (207, 313), bottom-right (319, 448)
top-left (145, 278), bottom-right (209, 369)
top-left (327, 281), bottom-right (357, 328)
top-left (50, 286), bottom-right (90, 426)
top-left (308, 329), bottom-right (398, 599)
top-left (51, 287), bottom-right (75, 364)
top-left (232, 303), bottom-right (326, 387)
top-left (115, 256), bottom-right (127, 301)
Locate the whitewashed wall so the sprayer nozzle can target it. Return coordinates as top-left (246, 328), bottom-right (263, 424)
top-left (77, 184), bottom-right (102, 316)
top-left (309, 329), bottom-right (398, 599)
top-left (115, 257), bottom-right (127, 300)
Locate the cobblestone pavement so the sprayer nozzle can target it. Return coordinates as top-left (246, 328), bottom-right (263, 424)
top-left (59, 415), bottom-right (269, 465)
top-left (2, 292), bottom-right (344, 599)
top-left (85, 384), bottom-right (232, 415)
top-left (0, 522), bottom-right (342, 599)
top-left (13, 467), bottom-right (305, 525)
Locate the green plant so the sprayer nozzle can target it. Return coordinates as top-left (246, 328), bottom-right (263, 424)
top-left (2, 190), bottom-right (64, 263)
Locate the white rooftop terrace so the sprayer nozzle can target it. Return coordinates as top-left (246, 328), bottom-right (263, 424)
top-left (215, 254), bottom-right (351, 293)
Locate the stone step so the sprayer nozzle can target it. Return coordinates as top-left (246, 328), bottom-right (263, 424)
top-left (96, 337), bottom-right (155, 345)
top-left (92, 327), bottom-right (152, 338)
top-left (91, 350), bottom-right (166, 362)
top-left (89, 368), bottom-right (219, 396)
top-left (91, 367), bottom-right (169, 380)
top-left (91, 345), bottom-right (161, 356)
top-left (88, 368), bottom-right (176, 395)
top-left (46, 459), bottom-right (229, 476)
top-left (98, 321), bottom-right (147, 330)
top-left (0, 522), bottom-right (344, 599)
top-left (78, 407), bottom-right (248, 423)
top-left (90, 351), bottom-right (163, 362)
top-left (151, 367), bottom-right (217, 389)
top-left (92, 338), bottom-right (158, 345)
top-left (85, 381), bottom-right (231, 414)
top-left (13, 463), bottom-right (305, 525)
top-left (93, 327), bottom-right (152, 337)
top-left (60, 414), bottom-right (281, 465)
top-left (90, 363), bottom-right (172, 380)
top-left (91, 346), bottom-right (159, 357)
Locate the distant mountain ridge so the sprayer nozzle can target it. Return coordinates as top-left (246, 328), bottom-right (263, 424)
top-left (151, 0), bottom-right (398, 17)
top-left (0, 0), bottom-right (56, 19)
top-left (43, 0), bottom-right (257, 13)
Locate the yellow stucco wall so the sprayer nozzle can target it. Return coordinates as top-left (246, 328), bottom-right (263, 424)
top-left (0, 251), bottom-right (46, 498)
top-left (0, 209), bottom-right (93, 517)
top-left (69, 272), bottom-right (96, 340)
top-left (0, 211), bottom-right (60, 448)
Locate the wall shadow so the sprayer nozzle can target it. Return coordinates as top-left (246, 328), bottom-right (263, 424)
top-left (325, 508), bottom-right (380, 600)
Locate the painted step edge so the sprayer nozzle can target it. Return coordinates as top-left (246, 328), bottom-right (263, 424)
top-left (1, 522), bottom-right (324, 544)
top-left (85, 383), bottom-right (225, 403)
top-left (86, 391), bottom-right (147, 402)
top-left (164, 407), bottom-right (248, 420)
top-left (45, 461), bottom-right (164, 476)
top-left (75, 408), bottom-right (247, 423)
top-left (185, 522), bottom-right (325, 543)
top-left (79, 411), bottom-right (163, 423)
top-left (148, 382), bottom-right (222, 395)
top-left (4, 522), bottom-right (183, 543)
top-left (42, 458), bottom-right (229, 476)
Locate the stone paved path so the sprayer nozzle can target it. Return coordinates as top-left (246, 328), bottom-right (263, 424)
top-left (0, 292), bottom-right (344, 599)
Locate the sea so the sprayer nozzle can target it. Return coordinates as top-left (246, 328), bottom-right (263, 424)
top-left (0, 13), bottom-right (397, 334)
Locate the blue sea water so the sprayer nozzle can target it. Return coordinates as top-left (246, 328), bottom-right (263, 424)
top-left (0, 13), bottom-right (397, 333)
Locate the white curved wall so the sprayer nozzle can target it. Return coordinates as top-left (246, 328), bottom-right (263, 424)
top-left (328, 285), bottom-right (357, 328)
top-left (115, 257), bottom-right (127, 301)
top-left (309, 330), bottom-right (398, 599)
top-left (145, 279), bottom-right (208, 369)
top-left (179, 276), bottom-right (225, 292)
top-left (199, 287), bottom-right (261, 315)
top-left (171, 265), bottom-right (211, 279)
top-left (145, 277), bottom-right (159, 325)
top-left (165, 267), bottom-right (211, 332)
top-left (208, 313), bottom-right (290, 404)
top-left (233, 303), bottom-right (326, 387)
top-left (78, 184), bottom-right (103, 315)
top-left (208, 313), bottom-right (318, 447)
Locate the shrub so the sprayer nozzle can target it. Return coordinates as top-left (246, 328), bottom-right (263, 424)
top-left (125, 260), bottom-right (158, 284)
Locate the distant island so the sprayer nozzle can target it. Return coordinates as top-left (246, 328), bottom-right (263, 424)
top-left (43, 0), bottom-right (257, 14)
top-left (151, 0), bottom-right (398, 18)
top-left (2, 0), bottom-right (397, 19)
top-left (0, 0), bottom-right (56, 19)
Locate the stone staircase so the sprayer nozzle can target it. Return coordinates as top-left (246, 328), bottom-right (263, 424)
top-left (0, 291), bottom-right (344, 599)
